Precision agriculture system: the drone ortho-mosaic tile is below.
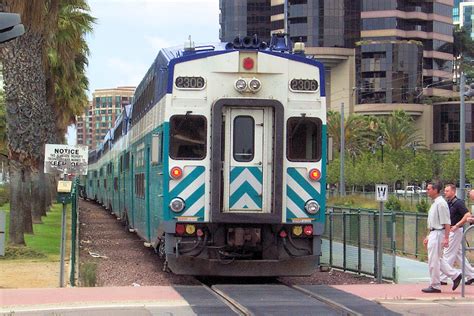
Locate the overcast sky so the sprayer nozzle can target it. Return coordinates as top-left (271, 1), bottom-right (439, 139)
top-left (67, 0), bottom-right (220, 145)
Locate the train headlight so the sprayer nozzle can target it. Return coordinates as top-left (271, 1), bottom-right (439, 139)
top-left (235, 78), bottom-right (247, 92)
top-left (304, 199), bottom-right (320, 214)
top-left (169, 197), bottom-right (185, 213)
top-left (249, 78), bottom-right (261, 92)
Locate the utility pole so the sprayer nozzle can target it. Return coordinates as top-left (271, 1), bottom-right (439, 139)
top-left (284, 0), bottom-right (288, 33)
top-left (460, 73), bottom-right (466, 194)
top-left (340, 102), bottom-right (345, 196)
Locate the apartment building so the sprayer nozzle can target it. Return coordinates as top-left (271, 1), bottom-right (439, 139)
top-left (76, 86), bottom-right (135, 149)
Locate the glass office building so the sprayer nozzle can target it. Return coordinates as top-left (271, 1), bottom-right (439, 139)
top-left (356, 41), bottom-right (423, 104)
top-left (219, 0), bottom-right (272, 44)
top-left (359, 0), bottom-right (454, 102)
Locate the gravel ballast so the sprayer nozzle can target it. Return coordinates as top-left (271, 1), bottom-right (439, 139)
top-left (78, 199), bottom-right (374, 286)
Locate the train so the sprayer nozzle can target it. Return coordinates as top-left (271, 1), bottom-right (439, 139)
top-left (85, 34), bottom-right (327, 276)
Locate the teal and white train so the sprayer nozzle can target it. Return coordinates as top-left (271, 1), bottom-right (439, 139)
top-left (86, 34), bottom-right (327, 276)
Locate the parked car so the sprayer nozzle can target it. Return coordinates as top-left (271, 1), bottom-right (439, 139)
top-left (396, 185), bottom-right (426, 196)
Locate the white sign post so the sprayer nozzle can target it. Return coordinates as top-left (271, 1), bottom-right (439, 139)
top-left (376, 184), bottom-right (388, 201)
top-left (44, 144), bottom-right (88, 176)
top-left (375, 184), bottom-right (388, 284)
top-left (44, 144), bottom-right (88, 287)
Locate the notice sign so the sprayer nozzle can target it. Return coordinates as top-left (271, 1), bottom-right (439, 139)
top-left (44, 144), bottom-right (88, 175)
top-left (375, 184), bottom-right (388, 201)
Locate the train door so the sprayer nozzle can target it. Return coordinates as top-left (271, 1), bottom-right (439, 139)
top-left (223, 108), bottom-right (272, 213)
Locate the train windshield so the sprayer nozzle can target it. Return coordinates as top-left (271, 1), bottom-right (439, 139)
top-left (169, 115), bottom-right (207, 160)
top-left (287, 117), bottom-right (322, 162)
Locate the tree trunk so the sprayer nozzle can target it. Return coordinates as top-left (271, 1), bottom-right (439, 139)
top-left (22, 167), bottom-right (33, 234)
top-left (49, 175), bottom-right (56, 205)
top-left (38, 159), bottom-right (48, 216)
top-left (8, 160), bottom-right (25, 245)
top-left (31, 168), bottom-right (42, 223)
top-left (1, 29), bottom-right (56, 240)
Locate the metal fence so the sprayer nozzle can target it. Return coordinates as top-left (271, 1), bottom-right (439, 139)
top-left (69, 178), bottom-right (79, 286)
top-left (320, 207), bottom-right (430, 281)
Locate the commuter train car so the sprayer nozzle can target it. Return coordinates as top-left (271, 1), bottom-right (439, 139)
top-left (86, 34), bottom-right (327, 276)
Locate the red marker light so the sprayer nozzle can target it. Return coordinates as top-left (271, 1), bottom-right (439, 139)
top-left (196, 228), bottom-right (204, 237)
top-left (176, 224), bottom-right (185, 236)
top-left (308, 168), bottom-right (321, 181)
top-left (243, 57), bottom-right (254, 70)
top-left (279, 230), bottom-right (288, 238)
top-left (170, 166), bottom-right (183, 179)
top-left (304, 225), bottom-right (313, 236)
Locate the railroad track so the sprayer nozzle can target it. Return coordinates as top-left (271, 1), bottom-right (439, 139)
top-left (197, 277), bottom-right (361, 316)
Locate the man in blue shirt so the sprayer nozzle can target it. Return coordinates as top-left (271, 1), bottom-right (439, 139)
top-left (440, 184), bottom-right (474, 286)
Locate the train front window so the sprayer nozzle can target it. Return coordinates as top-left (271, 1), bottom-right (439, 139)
top-left (170, 115), bottom-right (206, 160)
top-left (287, 117), bottom-right (322, 161)
top-left (233, 116), bottom-right (254, 162)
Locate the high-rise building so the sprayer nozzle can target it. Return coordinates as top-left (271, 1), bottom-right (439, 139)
top-left (76, 86), bottom-right (135, 149)
top-left (270, 0), bottom-right (361, 48)
top-left (456, 0), bottom-right (474, 38)
top-left (220, 0), bottom-right (457, 149)
top-left (219, 0), bottom-right (272, 44)
top-left (358, 0), bottom-right (454, 99)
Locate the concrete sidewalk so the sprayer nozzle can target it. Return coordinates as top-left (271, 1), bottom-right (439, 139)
top-left (1, 284), bottom-right (473, 315)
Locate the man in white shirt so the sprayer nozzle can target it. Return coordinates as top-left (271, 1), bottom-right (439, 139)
top-left (422, 182), bottom-right (462, 293)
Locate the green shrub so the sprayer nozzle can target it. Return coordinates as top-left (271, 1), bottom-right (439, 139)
top-left (416, 198), bottom-right (429, 213)
top-left (0, 184), bottom-right (10, 206)
top-left (385, 195), bottom-right (401, 211)
top-left (0, 245), bottom-right (47, 260)
top-left (80, 262), bottom-right (97, 287)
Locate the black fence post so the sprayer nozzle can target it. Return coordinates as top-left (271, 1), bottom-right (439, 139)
top-left (329, 209), bottom-right (333, 267)
top-left (343, 211), bottom-right (347, 271)
top-left (358, 209), bottom-right (361, 274)
top-left (415, 212), bottom-right (418, 258)
top-left (373, 211), bottom-right (378, 278)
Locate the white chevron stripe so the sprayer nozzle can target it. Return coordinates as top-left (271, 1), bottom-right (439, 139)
top-left (231, 193), bottom-right (259, 210)
top-left (174, 172), bottom-right (205, 200)
top-left (183, 196), bottom-right (204, 216)
top-left (287, 175), bottom-right (313, 202)
top-left (169, 167), bottom-right (199, 191)
top-left (230, 168), bottom-right (262, 195)
top-left (286, 196), bottom-right (307, 218)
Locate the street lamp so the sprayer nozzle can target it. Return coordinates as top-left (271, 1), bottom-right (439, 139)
top-left (459, 73), bottom-right (474, 194)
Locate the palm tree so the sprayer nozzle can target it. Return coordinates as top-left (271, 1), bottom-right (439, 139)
top-left (378, 110), bottom-right (423, 151)
top-left (30, 0), bottom-right (94, 221)
top-left (0, 0), bottom-right (94, 244)
top-left (0, 0), bottom-right (58, 244)
top-left (48, 0), bottom-right (94, 137)
top-left (327, 110), bottom-right (375, 159)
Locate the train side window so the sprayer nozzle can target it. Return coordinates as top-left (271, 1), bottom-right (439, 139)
top-left (151, 132), bottom-right (162, 165)
top-left (124, 152), bottom-right (130, 170)
top-left (287, 117), bottom-right (322, 162)
top-left (170, 115), bottom-right (206, 160)
top-left (233, 116), bottom-right (254, 162)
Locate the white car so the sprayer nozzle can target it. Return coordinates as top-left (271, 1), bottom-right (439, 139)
top-left (395, 185), bottom-right (426, 196)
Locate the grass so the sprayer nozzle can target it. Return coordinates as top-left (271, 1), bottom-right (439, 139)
top-left (79, 262), bottom-right (97, 287)
top-left (327, 194), bottom-right (419, 212)
top-left (1, 203), bottom-right (71, 261)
